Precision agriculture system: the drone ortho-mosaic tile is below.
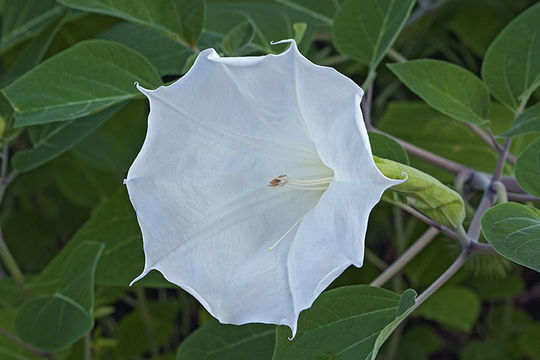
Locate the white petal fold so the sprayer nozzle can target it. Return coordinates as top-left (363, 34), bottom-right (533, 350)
top-left (126, 40), bottom-right (402, 335)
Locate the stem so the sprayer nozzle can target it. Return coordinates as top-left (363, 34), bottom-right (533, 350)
top-left (387, 48), bottom-right (407, 63)
top-left (84, 333), bottom-right (92, 360)
top-left (414, 250), bottom-right (470, 307)
top-left (362, 82), bottom-right (374, 130)
top-left (507, 192), bottom-right (539, 202)
top-left (135, 288), bottom-right (159, 358)
top-left (405, 0), bottom-right (449, 27)
top-left (371, 227), bottom-right (438, 287)
top-left (0, 227), bottom-right (27, 298)
top-left (370, 128), bottom-right (466, 174)
top-left (0, 326), bottom-right (51, 358)
top-left (391, 201), bottom-right (460, 242)
top-left (468, 139), bottom-right (511, 241)
top-left (467, 124), bottom-right (516, 165)
top-left (365, 248), bottom-right (388, 270)
top-left (362, 69), bottom-right (377, 90)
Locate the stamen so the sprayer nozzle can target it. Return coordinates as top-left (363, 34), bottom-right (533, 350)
top-left (267, 174), bottom-right (333, 191)
top-left (268, 217), bottom-right (303, 250)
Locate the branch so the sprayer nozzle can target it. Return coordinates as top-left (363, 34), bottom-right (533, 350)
top-left (371, 227), bottom-right (438, 287)
top-left (0, 326), bottom-right (51, 358)
top-left (390, 201), bottom-right (460, 242)
top-left (0, 226), bottom-right (27, 298)
top-left (466, 124), bottom-right (517, 165)
top-left (414, 250), bottom-right (470, 306)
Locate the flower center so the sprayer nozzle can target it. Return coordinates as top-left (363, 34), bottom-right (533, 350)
top-left (267, 174), bottom-right (333, 191)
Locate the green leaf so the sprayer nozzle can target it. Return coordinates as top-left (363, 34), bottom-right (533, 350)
top-left (97, 22), bottom-right (192, 76)
top-left (272, 286), bottom-right (415, 360)
top-left (414, 285), bottom-right (480, 332)
top-left (460, 340), bottom-right (508, 360)
top-left (378, 102), bottom-right (500, 180)
top-left (519, 324), bottom-right (540, 360)
top-left (500, 103), bottom-right (540, 137)
top-left (221, 21), bottom-right (254, 56)
top-left (515, 139), bottom-right (540, 198)
top-left (388, 60), bottom-right (491, 125)
top-left (14, 294), bottom-right (93, 352)
top-left (57, 0), bottom-right (205, 47)
top-left (333, 0), bottom-right (416, 69)
top-left (177, 320), bottom-right (275, 360)
top-left (70, 100), bottom-right (147, 172)
top-left (33, 189), bottom-right (170, 287)
top-left (2, 40), bottom-right (161, 127)
top-left (275, 0), bottom-right (337, 23)
top-left (481, 3), bottom-right (540, 112)
top-left (374, 156), bottom-right (466, 229)
top-left (0, 12), bottom-right (66, 87)
top-left (31, 241), bottom-right (104, 312)
top-left (12, 105), bottom-right (123, 172)
top-left (205, 0), bottom-right (317, 54)
top-left (368, 132), bottom-right (409, 165)
top-left (0, 0), bottom-right (64, 53)
top-left (482, 202), bottom-right (540, 272)
top-left (370, 289), bottom-right (417, 360)
top-left (468, 274), bottom-right (525, 300)
top-left (117, 300), bottom-right (179, 358)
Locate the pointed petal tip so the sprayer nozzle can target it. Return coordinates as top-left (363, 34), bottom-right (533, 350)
top-left (129, 269), bottom-right (149, 286)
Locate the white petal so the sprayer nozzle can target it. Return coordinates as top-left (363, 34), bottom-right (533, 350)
top-left (287, 181), bottom-right (390, 336)
top-left (126, 40), bottom-right (403, 333)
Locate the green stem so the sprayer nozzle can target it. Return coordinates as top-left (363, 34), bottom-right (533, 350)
top-left (387, 48), bottom-right (407, 63)
top-left (361, 69), bottom-right (377, 90)
top-left (135, 288), bottom-right (159, 358)
top-left (0, 227), bottom-right (27, 298)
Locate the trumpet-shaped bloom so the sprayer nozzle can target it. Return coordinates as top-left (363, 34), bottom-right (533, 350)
top-left (126, 40), bottom-right (403, 336)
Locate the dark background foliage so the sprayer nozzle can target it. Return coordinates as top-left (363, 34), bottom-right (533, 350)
top-left (0, 0), bottom-right (538, 359)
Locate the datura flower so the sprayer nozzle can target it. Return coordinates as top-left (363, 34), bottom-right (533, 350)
top-left (126, 40), bottom-right (403, 336)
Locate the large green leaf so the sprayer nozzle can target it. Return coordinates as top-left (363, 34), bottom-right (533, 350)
top-left (413, 285), bottom-right (480, 332)
top-left (2, 40), bottom-right (161, 127)
top-left (481, 3), bottom-right (540, 112)
top-left (374, 156), bottom-right (465, 229)
top-left (117, 300), bottom-right (179, 359)
top-left (205, 0), bottom-right (317, 54)
top-left (14, 294), bottom-right (93, 352)
top-left (515, 139), bottom-right (540, 198)
top-left (388, 60), bottom-right (491, 125)
top-left (378, 102), bottom-right (501, 179)
top-left (57, 0), bottom-right (205, 48)
top-left (0, 12), bottom-right (66, 87)
top-left (97, 22), bottom-right (192, 76)
top-left (70, 100), bottom-right (147, 172)
top-left (501, 103), bottom-right (540, 138)
top-left (13, 105), bottom-right (123, 172)
top-left (275, 0), bottom-right (337, 22)
top-left (33, 189), bottom-right (169, 287)
top-left (0, 0), bottom-right (64, 53)
top-left (272, 286), bottom-right (415, 360)
top-left (221, 21), bottom-right (255, 56)
top-left (460, 340), bottom-right (508, 360)
top-left (368, 132), bottom-right (409, 165)
top-left (482, 202), bottom-right (540, 272)
top-left (31, 241), bottom-right (104, 311)
top-left (333, 0), bottom-right (415, 69)
top-left (177, 320), bottom-right (275, 360)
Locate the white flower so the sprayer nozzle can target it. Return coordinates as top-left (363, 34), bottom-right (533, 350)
top-left (125, 40), bottom-right (402, 336)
